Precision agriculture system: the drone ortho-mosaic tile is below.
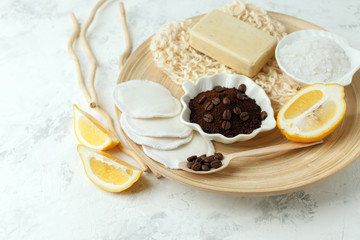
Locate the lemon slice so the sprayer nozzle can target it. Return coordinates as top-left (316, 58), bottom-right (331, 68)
top-left (277, 83), bottom-right (346, 142)
top-left (73, 104), bottom-right (119, 150)
top-left (77, 145), bottom-right (142, 192)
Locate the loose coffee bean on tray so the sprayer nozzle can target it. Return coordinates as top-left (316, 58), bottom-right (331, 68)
top-left (189, 85), bottom-right (266, 137)
top-left (186, 153), bottom-right (224, 171)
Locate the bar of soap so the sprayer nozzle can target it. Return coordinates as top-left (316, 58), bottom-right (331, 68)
top-left (190, 9), bottom-right (277, 77)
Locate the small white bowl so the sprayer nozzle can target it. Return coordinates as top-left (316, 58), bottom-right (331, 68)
top-left (180, 74), bottom-right (276, 144)
top-left (275, 29), bottom-right (360, 86)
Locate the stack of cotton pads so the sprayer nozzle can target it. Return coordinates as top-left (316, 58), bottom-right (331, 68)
top-left (113, 80), bottom-right (214, 169)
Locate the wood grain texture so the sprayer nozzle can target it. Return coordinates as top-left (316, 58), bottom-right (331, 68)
top-left (116, 12), bottom-right (360, 196)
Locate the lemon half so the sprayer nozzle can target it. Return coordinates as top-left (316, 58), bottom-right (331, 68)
top-left (277, 83), bottom-right (346, 142)
top-left (73, 104), bottom-right (119, 150)
top-left (77, 145), bottom-right (142, 192)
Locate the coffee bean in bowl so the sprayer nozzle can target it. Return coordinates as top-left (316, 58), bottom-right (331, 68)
top-left (188, 86), bottom-right (266, 138)
top-left (180, 73), bottom-right (276, 144)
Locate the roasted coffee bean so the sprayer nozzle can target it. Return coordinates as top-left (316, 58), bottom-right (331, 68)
top-left (203, 114), bottom-right (214, 123)
top-left (240, 112), bottom-right (249, 121)
top-left (204, 101), bottom-right (214, 111)
top-left (191, 162), bottom-right (202, 171)
top-left (201, 165), bottom-right (210, 171)
top-left (238, 84), bottom-right (247, 93)
top-left (204, 162), bottom-right (210, 166)
top-left (187, 155), bottom-right (197, 162)
top-left (233, 107), bottom-right (241, 115)
top-left (199, 154), bottom-right (206, 159)
top-left (195, 158), bottom-right (205, 165)
top-left (222, 109), bottom-right (232, 120)
top-left (211, 97), bottom-right (221, 105)
top-left (214, 86), bottom-right (225, 92)
top-left (236, 92), bottom-right (245, 100)
top-left (189, 86), bottom-right (263, 138)
top-left (198, 95), bottom-right (206, 104)
top-left (210, 160), bottom-right (222, 169)
top-left (204, 156), bottom-right (214, 163)
top-left (261, 111), bottom-right (268, 120)
top-left (203, 101), bottom-right (210, 110)
top-left (187, 161), bottom-right (194, 169)
top-left (222, 97), bottom-right (231, 105)
top-left (221, 121), bottom-right (231, 130)
top-left (214, 152), bottom-right (224, 160)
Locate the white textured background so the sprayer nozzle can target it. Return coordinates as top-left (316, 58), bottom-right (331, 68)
top-left (1, 0), bottom-right (360, 239)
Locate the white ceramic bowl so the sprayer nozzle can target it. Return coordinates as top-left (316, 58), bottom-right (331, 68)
top-left (180, 74), bottom-right (276, 144)
top-left (275, 29), bottom-right (360, 86)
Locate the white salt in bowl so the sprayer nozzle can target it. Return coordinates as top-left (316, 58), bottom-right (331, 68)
top-left (180, 73), bottom-right (276, 144)
top-left (275, 30), bottom-right (360, 86)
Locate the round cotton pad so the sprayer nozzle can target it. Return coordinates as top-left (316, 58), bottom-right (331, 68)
top-left (113, 80), bottom-right (181, 118)
top-left (122, 113), bottom-right (192, 138)
top-left (142, 132), bottom-right (214, 169)
top-left (120, 114), bottom-right (193, 150)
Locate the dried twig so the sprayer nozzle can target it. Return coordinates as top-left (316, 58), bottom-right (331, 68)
top-left (67, 13), bottom-right (92, 105)
top-left (68, 5), bottom-right (149, 172)
top-left (118, 2), bottom-right (132, 70)
top-left (80, 0), bottom-right (107, 106)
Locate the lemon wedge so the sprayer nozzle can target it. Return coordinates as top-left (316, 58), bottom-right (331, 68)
top-left (73, 104), bottom-right (119, 150)
top-left (277, 83), bottom-right (346, 142)
top-left (77, 145), bottom-right (142, 192)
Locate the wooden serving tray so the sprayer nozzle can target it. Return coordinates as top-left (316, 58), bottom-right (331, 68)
top-left (117, 12), bottom-right (360, 196)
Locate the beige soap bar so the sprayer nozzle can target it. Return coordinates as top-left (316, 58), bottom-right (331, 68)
top-left (190, 9), bottom-right (277, 77)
